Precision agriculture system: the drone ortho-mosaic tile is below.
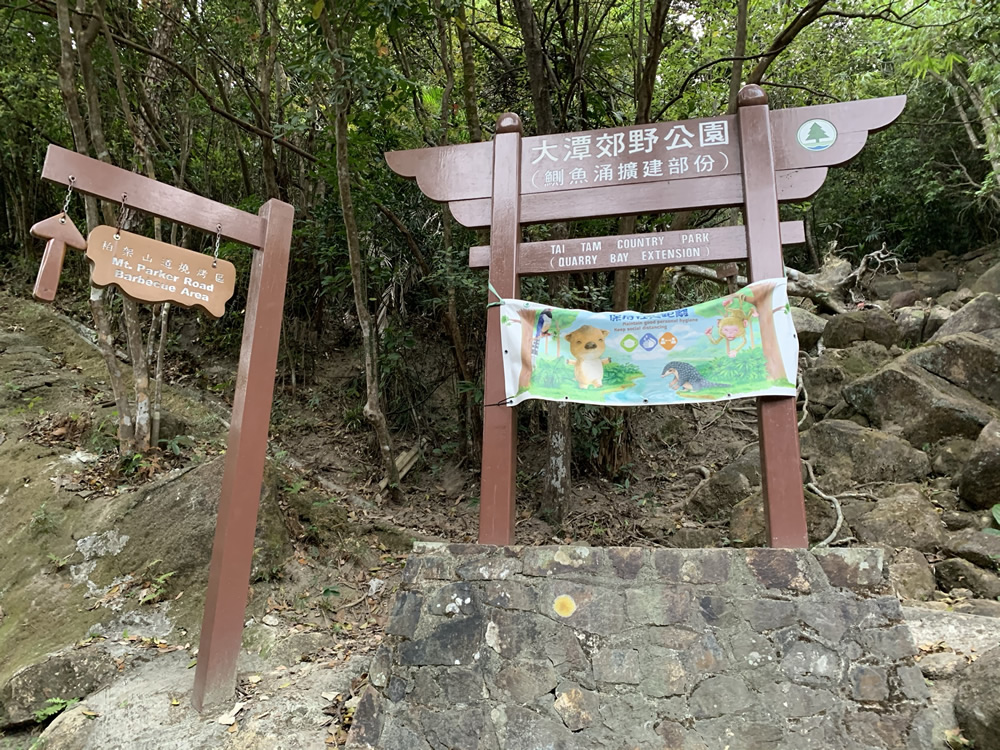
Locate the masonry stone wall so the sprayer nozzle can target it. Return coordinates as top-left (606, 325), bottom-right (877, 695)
top-left (346, 544), bottom-right (932, 750)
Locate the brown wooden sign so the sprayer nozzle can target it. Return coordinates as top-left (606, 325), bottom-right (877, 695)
top-left (468, 220), bottom-right (805, 274)
top-left (386, 87), bottom-right (905, 552)
top-left (33, 145), bottom-right (294, 712)
top-left (386, 96), bottom-right (905, 228)
top-left (87, 225), bottom-right (236, 318)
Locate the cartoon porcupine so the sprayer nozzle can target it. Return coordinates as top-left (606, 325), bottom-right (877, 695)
top-left (660, 361), bottom-right (730, 393)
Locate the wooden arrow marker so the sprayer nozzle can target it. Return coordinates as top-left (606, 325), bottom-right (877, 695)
top-left (30, 213), bottom-right (87, 301)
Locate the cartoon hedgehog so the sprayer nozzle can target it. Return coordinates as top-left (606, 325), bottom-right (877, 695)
top-left (661, 361), bottom-right (730, 393)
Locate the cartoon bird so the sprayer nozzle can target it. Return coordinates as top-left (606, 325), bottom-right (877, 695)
top-left (661, 361), bottom-right (730, 394)
top-left (532, 309), bottom-right (556, 355)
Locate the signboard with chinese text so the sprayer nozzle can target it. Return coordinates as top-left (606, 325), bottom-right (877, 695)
top-left (521, 115), bottom-right (740, 193)
top-left (86, 225), bottom-right (236, 318)
top-left (499, 278), bottom-right (797, 407)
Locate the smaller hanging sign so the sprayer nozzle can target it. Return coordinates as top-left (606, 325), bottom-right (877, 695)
top-left (498, 277), bottom-right (798, 407)
top-left (86, 225), bottom-right (236, 318)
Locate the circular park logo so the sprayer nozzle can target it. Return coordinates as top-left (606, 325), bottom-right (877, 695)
top-left (796, 119), bottom-right (838, 151)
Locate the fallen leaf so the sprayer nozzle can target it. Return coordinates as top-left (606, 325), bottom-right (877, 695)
top-left (216, 701), bottom-right (247, 726)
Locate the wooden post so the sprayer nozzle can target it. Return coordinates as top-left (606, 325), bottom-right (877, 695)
top-left (192, 199), bottom-right (294, 710)
top-left (737, 85), bottom-right (809, 549)
top-left (479, 114), bottom-right (522, 545)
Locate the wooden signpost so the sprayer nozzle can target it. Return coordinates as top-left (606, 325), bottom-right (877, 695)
top-left (387, 85), bottom-right (905, 549)
top-left (32, 145), bottom-right (294, 710)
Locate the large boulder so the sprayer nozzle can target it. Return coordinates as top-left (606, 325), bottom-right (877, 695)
top-left (923, 305), bottom-right (952, 339)
top-left (894, 307), bottom-right (925, 347)
top-left (1, 647), bottom-right (118, 727)
top-left (843, 334), bottom-right (1000, 446)
top-left (853, 485), bottom-right (948, 552)
top-left (935, 558), bottom-right (1000, 600)
top-left (972, 259), bottom-right (1000, 296)
top-left (907, 334), bottom-right (1000, 410)
top-left (790, 306), bottom-right (826, 350)
top-left (871, 270), bottom-right (958, 301)
top-left (822, 309), bottom-right (899, 349)
top-left (728, 488), bottom-right (836, 547)
top-left (801, 342), bottom-right (892, 417)
top-left (888, 548), bottom-right (935, 601)
top-left (954, 646), bottom-right (1000, 750)
top-left (929, 292), bottom-right (1000, 341)
top-left (688, 447), bottom-right (765, 520)
top-left (938, 528), bottom-right (1000, 569)
top-left (958, 419), bottom-right (1000, 510)
top-left (799, 420), bottom-right (930, 493)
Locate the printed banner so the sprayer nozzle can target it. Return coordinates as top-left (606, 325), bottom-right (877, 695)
top-left (499, 277), bottom-right (798, 407)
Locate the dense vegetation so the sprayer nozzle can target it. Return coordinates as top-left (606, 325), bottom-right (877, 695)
top-left (0, 0), bottom-right (997, 515)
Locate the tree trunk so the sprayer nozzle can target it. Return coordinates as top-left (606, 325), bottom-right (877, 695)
top-left (321, 5), bottom-right (401, 497)
top-left (455, 2), bottom-right (482, 143)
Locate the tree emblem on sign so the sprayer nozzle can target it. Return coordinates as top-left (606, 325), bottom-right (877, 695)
top-left (796, 118), bottom-right (837, 152)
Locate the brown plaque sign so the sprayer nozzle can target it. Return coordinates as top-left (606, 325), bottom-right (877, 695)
top-left (468, 220), bottom-right (805, 273)
top-left (87, 225), bottom-right (236, 318)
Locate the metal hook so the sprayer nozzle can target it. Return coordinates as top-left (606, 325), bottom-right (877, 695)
top-left (213, 224), bottom-right (221, 268)
top-left (114, 193), bottom-right (130, 240)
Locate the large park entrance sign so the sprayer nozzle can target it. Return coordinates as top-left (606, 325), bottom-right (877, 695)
top-left (30, 146), bottom-right (294, 710)
top-left (387, 85), bottom-right (904, 550)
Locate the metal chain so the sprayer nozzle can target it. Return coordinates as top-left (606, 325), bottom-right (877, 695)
top-left (213, 224), bottom-right (222, 268)
top-left (59, 176), bottom-right (76, 224)
top-left (114, 193), bottom-right (130, 240)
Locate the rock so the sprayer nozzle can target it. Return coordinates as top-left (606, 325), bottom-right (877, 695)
top-left (1, 647), bottom-right (118, 727)
top-left (799, 420), bottom-right (930, 492)
top-left (869, 276), bottom-right (916, 300)
top-left (853, 485), bottom-right (948, 552)
top-left (953, 599), bottom-right (1000, 617)
top-left (889, 289), bottom-right (922, 310)
top-left (911, 270), bottom-right (960, 298)
top-left (917, 256), bottom-right (943, 272)
top-left (923, 305), bottom-right (952, 339)
top-left (823, 309), bottom-right (899, 349)
top-left (917, 651), bottom-right (968, 680)
top-left (972, 260), bottom-right (1000, 296)
top-left (844, 336), bottom-right (1000, 446)
top-left (790, 306), bottom-right (826, 350)
top-left (959, 419), bottom-right (1000, 510)
top-left (729, 489), bottom-right (836, 547)
top-left (939, 528), bottom-right (1000, 569)
top-left (940, 288), bottom-right (976, 311)
top-left (931, 438), bottom-right (976, 476)
top-left (955, 647), bottom-right (1000, 750)
top-left (688, 447), bottom-right (764, 520)
top-left (894, 307), bottom-right (926, 347)
top-left (888, 548), bottom-right (935, 601)
top-left (935, 558), bottom-right (1000, 600)
top-left (930, 292), bottom-right (1000, 340)
top-left (907, 334), bottom-right (1000, 410)
top-left (801, 342), bottom-right (893, 417)
top-left (35, 703), bottom-right (95, 749)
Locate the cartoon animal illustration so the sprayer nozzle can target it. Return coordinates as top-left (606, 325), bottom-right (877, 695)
top-left (564, 325), bottom-right (611, 388)
top-left (705, 294), bottom-right (758, 357)
top-left (661, 361), bottom-right (730, 394)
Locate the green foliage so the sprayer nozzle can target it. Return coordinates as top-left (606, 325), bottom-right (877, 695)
top-left (29, 504), bottom-right (58, 536)
top-left (138, 561), bottom-right (176, 605)
top-left (700, 348), bottom-right (768, 385)
top-left (33, 697), bottom-right (79, 723)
